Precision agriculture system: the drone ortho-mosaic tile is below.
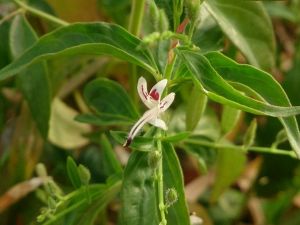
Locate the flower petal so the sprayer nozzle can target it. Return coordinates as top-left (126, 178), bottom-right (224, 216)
top-left (148, 118), bottom-right (167, 130)
top-left (159, 92), bottom-right (175, 112)
top-left (137, 76), bottom-right (153, 108)
top-left (149, 79), bottom-right (167, 101)
top-left (123, 108), bottom-right (159, 146)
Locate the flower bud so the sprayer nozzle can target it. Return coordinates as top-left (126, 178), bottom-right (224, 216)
top-left (36, 163), bottom-right (47, 177)
top-left (185, 0), bottom-right (202, 23)
top-left (37, 214), bottom-right (46, 223)
top-left (78, 164), bottom-right (91, 185)
top-left (47, 197), bottom-right (57, 211)
top-left (165, 188), bottom-right (178, 207)
top-left (148, 151), bottom-right (161, 169)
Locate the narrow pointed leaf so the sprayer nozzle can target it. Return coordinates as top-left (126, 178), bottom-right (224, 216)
top-left (177, 49), bottom-right (300, 118)
top-left (10, 15), bottom-right (51, 138)
top-left (211, 148), bottom-right (246, 202)
top-left (83, 78), bottom-right (139, 124)
top-left (162, 142), bottom-right (190, 225)
top-left (204, 0), bottom-right (275, 70)
top-left (205, 51), bottom-right (300, 158)
top-left (0, 22), bottom-right (158, 81)
top-left (120, 151), bottom-right (159, 225)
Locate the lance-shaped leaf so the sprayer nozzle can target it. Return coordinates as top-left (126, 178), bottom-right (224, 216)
top-left (205, 51), bottom-right (300, 158)
top-left (0, 22), bottom-right (158, 81)
top-left (120, 151), bottom-right (159, 225)
top-left (177, 49), bottom-right (300, 157)
top-left (83, 78), bottom-right (139, 124)
top-left (204, 0), bottom-right (275, 70)
top-left (10, 15), bottom-right (51, 138)
top-left (162, 142), bottom-right (190, 225)
top-left (177, 48), bottom-right (300, 117)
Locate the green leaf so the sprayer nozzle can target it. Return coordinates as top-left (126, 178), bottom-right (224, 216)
top-left (204, 51), bottom-right (300, 158)
top-left (49, 98), bottom-right (91, 149)
top-left (186, 85), bottom-right (207, 131)
top-left (0, 21), bottom-right (10, 69)
top-left (221, 105), bottom-right (241, 135)
top-left (177, 49), bottom-right (300, 117)
top-left (99, 134), bottom-right (122, 174)
top-left (41, 178), bottom-right (121, 225)
top-left (243, 119), bottom-right (257, 150)
top-left (161, 132), bottom-right (190, 143)
top-left (0, 22), bottom-right (158, 81)
top-left (67, 156), bottom-right (82, 189)
top-left (204, 0), bottom-right (275, 70)
top-left (162, 142), bottom-right (190, 225)
top-left (83, 78), bottom-right (139, 124)
top-left (75, 113), bottom-right (133, 126)
top-left (10, 15), bottom-right (51, 138)
top-left (120, 151), bottom-right (159, 225)
top-left (211, 148), bottom-right (246, 202)
top-left (110, 131), bottom-right (154, 151)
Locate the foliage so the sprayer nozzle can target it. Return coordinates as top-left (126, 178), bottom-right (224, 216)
top-left (0, 0), bottom-right (300, 225)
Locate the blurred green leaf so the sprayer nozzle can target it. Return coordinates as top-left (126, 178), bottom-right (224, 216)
top-left (264, 2), bottom-right (297, 22)
top-left (0, 21), bottom-right (10, 69)
top-left (211, 148), bottom-right (246, 202)
top-left (161, 132), bottom-right (190, 143)
top-left (67, 156), bottom-right (82, 189)
top-left (221, 106), bottom-right (241, 135)
top-left (76, 113), bottom-right (133, 126)
top-left (83, 78), bottom-right (139, 125)
top-left (99, 134), bottom-right (122, 174)
top-left (178, 49), bottom-right (300, 157)
top-left (41, 177), bottom-right (121, 225)
top-left (10, 15), bottom-right (51, 138)
top-left (204, 0), bottom-right (275, 70)
top-left (243, 119), bottom-right (257, 150)
top-left (0, 22), bottom-right (158, 81)
top-left (162, 142), bottom-right (191, 225)
top-left (120, 151), bottom-right (159, 225)
top-left (49, 98), bottom-right (91, 149)
top-left (205, 51), bottom-right (300, 158)
top-left (110, 130), bottom-right (154, 151)
top-left (186, 85), bottom-right (207, 131)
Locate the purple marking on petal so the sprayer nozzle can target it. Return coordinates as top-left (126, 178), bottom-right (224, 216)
top-left (160, 101), bottom-right (168, 109)
top-left (150, 89), bottom-right (159, 100)
top-left (141, 85), bottom-right (148, 99)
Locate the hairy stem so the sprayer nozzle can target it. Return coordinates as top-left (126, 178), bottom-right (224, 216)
top-left (184, 139), bottom-right (297, 158)
top-left (157, 132), bottom-right (167, 225)
top-left (128, 0), bottom-right (146, 103)
top-left (14, 0), bottom-right (69, 26)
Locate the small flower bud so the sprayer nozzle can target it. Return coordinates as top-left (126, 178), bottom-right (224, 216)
top-left (36, 163), bottom-right (47, 177)
top-left (148, 151), bottom-right (161, 169)
top-left (158, 9), bottom-right (169, 32)
top-left (185, 0), bottom-right (202, 23)
top-left (37, 214), bottom-right (46, 223)
top-left (149, 0), bottom-right (159, 30)
top-left (165, 188), bottom-right (178, 207)
top-left (47, 197), bottom-right (57, 211)
top-left (78, 164), bottom-right (91, 185)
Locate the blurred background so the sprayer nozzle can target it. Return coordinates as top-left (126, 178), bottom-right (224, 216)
top-left (0, 0), bottom-right (300, 225)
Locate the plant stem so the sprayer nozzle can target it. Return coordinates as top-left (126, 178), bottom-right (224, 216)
top-left (14, 0), bottom-right (69, 26)
top-left (184, 139), bottom-right (297, 158)
top-left (0, 8), bottom-right (23, 25)
top-left (128, 0), bottom-right (146, 103)
top-left (157, 133), bottom-right (167, 225)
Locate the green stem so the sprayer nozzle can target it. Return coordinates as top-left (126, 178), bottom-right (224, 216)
top-left (0, 8), bottom-right (23, 25)
top-left (14, 0), bottom-right (69, 26)
top-left (157, 132), bottom-right (167, 225)
top-left (128, 0), bottom-right (146, 103)
top-left (184, 139), bottom-right (297, 158)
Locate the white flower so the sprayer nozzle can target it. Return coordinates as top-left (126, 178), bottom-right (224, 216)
top-left (124, 77), bottom-right (175, 147)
